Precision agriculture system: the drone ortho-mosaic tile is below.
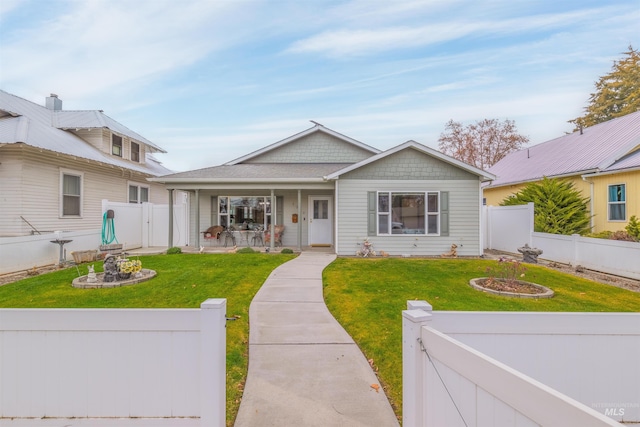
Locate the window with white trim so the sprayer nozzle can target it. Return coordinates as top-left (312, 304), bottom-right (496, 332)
top-left (377, 192), bottom-right (439, 235)
top-left (112, 134), bottom-right (123, 157)
top-left (608, 184), bottom-right (626, 221)
top-left (128, 184), bottom-right (150, 204)
top-left (61, 171), bottom-right (82, 217)
top-left (131, 141), bottom-right (140, 162)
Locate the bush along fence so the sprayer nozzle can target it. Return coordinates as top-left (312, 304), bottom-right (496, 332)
top-left (0, 299), bottom-right (227, 427)
top-left (403, 301), bottom-right (639, 426)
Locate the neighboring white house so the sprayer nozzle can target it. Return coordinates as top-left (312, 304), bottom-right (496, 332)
top-left (0, 90), bottom-right (174, 237)
top-left (151, 123), bottom-right (495, 256)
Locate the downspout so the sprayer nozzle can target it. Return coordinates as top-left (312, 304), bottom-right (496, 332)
top-left (195, 189), bottom-right (200, 248)
top-left (334, 180), bottom-right (339, 254)
top-left (270, 189), bottom-right (275, 252)
top-left (582, 175), bottom-right (595, 231)
top-left (168, 189), bottom-right (174, 248)
top-left (297, 189), bottom-right (302, 251)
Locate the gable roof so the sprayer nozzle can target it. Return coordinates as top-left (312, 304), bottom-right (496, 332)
top-left (151, 163), bottom-right (347, 183)
top-left (225, 122), bottom-right (380, 165)
top-left (0, 90), bottom-right (171, 176)
top-left (486, 111), bottom-right (640, 188)
top-left (325, 140), bottom-right (496, 181)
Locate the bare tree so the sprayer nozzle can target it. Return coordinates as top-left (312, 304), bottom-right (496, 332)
top-left (438, 118), bottom-right (529, 170)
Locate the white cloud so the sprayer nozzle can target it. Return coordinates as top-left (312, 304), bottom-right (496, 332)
top-left (1, 0), bottom-right (243, 103)
top-left (285, 5), bottom-right (631, 58)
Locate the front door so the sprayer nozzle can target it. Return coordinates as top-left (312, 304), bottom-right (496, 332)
top-left (308, 196), bottom-right (332, 246)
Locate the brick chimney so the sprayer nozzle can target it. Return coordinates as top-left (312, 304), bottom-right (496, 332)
top-left (45, 93), bottom-right (62, 110)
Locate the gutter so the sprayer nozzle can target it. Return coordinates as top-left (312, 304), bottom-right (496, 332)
top-left (581, 175), bottom-right (595, 231)
top-left (486, 169), bottom-right (600, 189)
top-left (581, 166), bottom-right (640, 178)
top-left (148, 177), bottom-right (328, 184)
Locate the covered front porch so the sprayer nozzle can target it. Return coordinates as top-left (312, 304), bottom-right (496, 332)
top-left (165, 183), bottom-right (337, 253)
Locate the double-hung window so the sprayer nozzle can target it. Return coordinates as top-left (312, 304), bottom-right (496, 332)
top-left (131, 141), bottom-right (140, 162)
top-left (129, 184), bottom-right (149, 204)
top-left (112, 134), bottom-right (123, 157)
top-left (608, 184), bottom-right (626, 221)
top-left (61, 171), bottom-right (82, 217)
top-left (377, 192), bottom-right (439, 235)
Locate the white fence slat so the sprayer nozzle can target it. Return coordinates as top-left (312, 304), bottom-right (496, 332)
top-left (0, 301), bottom-right (226, 426)
top-left (405, 305), bottom-right (639, 425)
top-left (485, 204), bottom-right (640, 279)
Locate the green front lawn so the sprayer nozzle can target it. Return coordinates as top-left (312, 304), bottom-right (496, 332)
top-left (322, 258), bottom-right (640, 422)
top-left (3, 254), bottom-right (639, 425)
top-left (0, 252), bottom-right (295, 427)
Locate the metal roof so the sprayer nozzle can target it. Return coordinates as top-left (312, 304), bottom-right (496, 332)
top-left (0, 90), bottom-right (172, 176)
top-left (487, 111), bottom-right (640, 187)
top-left (53, 110), bottom-right (165, 153)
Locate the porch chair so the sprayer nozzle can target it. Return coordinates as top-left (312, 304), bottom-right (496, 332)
top-left (202, 225), bottom-right (224, 245)
top-left (264, 225), bottom-right (285, 247)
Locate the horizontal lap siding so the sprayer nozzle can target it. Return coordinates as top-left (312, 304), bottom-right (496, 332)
top-left (1, 146), bottom-right (167, 236)
top-left (337, 179), bottom-right (481, 256)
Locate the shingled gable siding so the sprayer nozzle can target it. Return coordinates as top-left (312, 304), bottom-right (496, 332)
top-left (244, 132), bottom-right (373, 164)
top-left (336, 150), bottom-right (482, 256)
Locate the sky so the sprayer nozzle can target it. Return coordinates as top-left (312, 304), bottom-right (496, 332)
top-left (1, 0), bottom-right (638, 172)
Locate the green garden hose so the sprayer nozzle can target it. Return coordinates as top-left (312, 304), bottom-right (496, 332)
top-left (101, 212), bottom-right (119, 245)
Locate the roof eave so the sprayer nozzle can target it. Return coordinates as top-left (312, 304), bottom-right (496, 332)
top-left (485, 169), bottom-right (600, 189)
top-left (149, 177), bottom-right (328, 184)
top-left (225, 124), bottom-right (380, 165)
top-left (326, 140), bottom-right (496, 181)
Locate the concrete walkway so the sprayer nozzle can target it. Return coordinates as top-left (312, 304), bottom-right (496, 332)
top-left (234, 252), bottom-right (400, 427)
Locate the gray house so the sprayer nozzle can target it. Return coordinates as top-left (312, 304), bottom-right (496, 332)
top-left (151, 123), bottom-right (494, 256)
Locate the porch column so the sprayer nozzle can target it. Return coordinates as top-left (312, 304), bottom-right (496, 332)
top-left (195, 189), bottom-right (200, 248)
top-left (270, 189), bottom-right (275, 251)
top-left (297, 189), bottom-right (302, 251)
top-left (168, 189), bottom-right (174, 248)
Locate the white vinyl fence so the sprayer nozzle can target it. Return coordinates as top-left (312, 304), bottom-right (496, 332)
top-left (0, 299), bottom-right (226, 427)
top-left (484, 204), bottom-right (640, 280)
top-left (0, 199), bottom-right (188, 275)
top-left (403, 301), bottom-right (639, 427)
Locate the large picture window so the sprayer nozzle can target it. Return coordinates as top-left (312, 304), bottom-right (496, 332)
top-left (61, 171), bottom-right (82, 216)
top-left (608, 184), bottom-right (626, 221)
top-left (218, 196), bottom-right (272, 230)
top-left (377, 192), bottom-right (439, 235)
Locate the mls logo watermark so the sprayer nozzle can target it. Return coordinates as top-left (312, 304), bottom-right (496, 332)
top-left (605, 407), bottom-right (624, 417)
top-left (592, 402), bottom-right (639, 418)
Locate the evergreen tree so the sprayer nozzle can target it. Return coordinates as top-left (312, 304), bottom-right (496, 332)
top-left (501, 177), bottom-right (592, 235)
top-left (571, 46), bottom-right (640, 129)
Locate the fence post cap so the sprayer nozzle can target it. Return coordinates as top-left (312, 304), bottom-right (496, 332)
top-left (402, 309), bottom-right (432, 322)
top-left (407, 300), bottom-right (433, 312)
top-left (201, 298), bottom-right (226, 309)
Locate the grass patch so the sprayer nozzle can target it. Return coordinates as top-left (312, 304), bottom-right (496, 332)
top-left (323, 257), bottom-right (640, 420)
top-left (0, 252), bottom-right (295, 427)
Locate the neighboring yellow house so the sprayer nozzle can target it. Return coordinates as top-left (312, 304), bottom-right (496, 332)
top-left (483, 111), bottom-right (640, 234)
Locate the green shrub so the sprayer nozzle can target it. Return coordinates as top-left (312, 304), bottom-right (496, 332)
top-left (585, 230), bottom-right (613, 239)
top-left (236, 247), bottom-right (256, 254)
top-left (501, 177), bottom-right (591, 235)
top-left (626, 215), bottom-right (640, 241)
top-left (280, 248), bottom-right (294, 254)
top-left (166, 247), bottom-right (182, 254)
